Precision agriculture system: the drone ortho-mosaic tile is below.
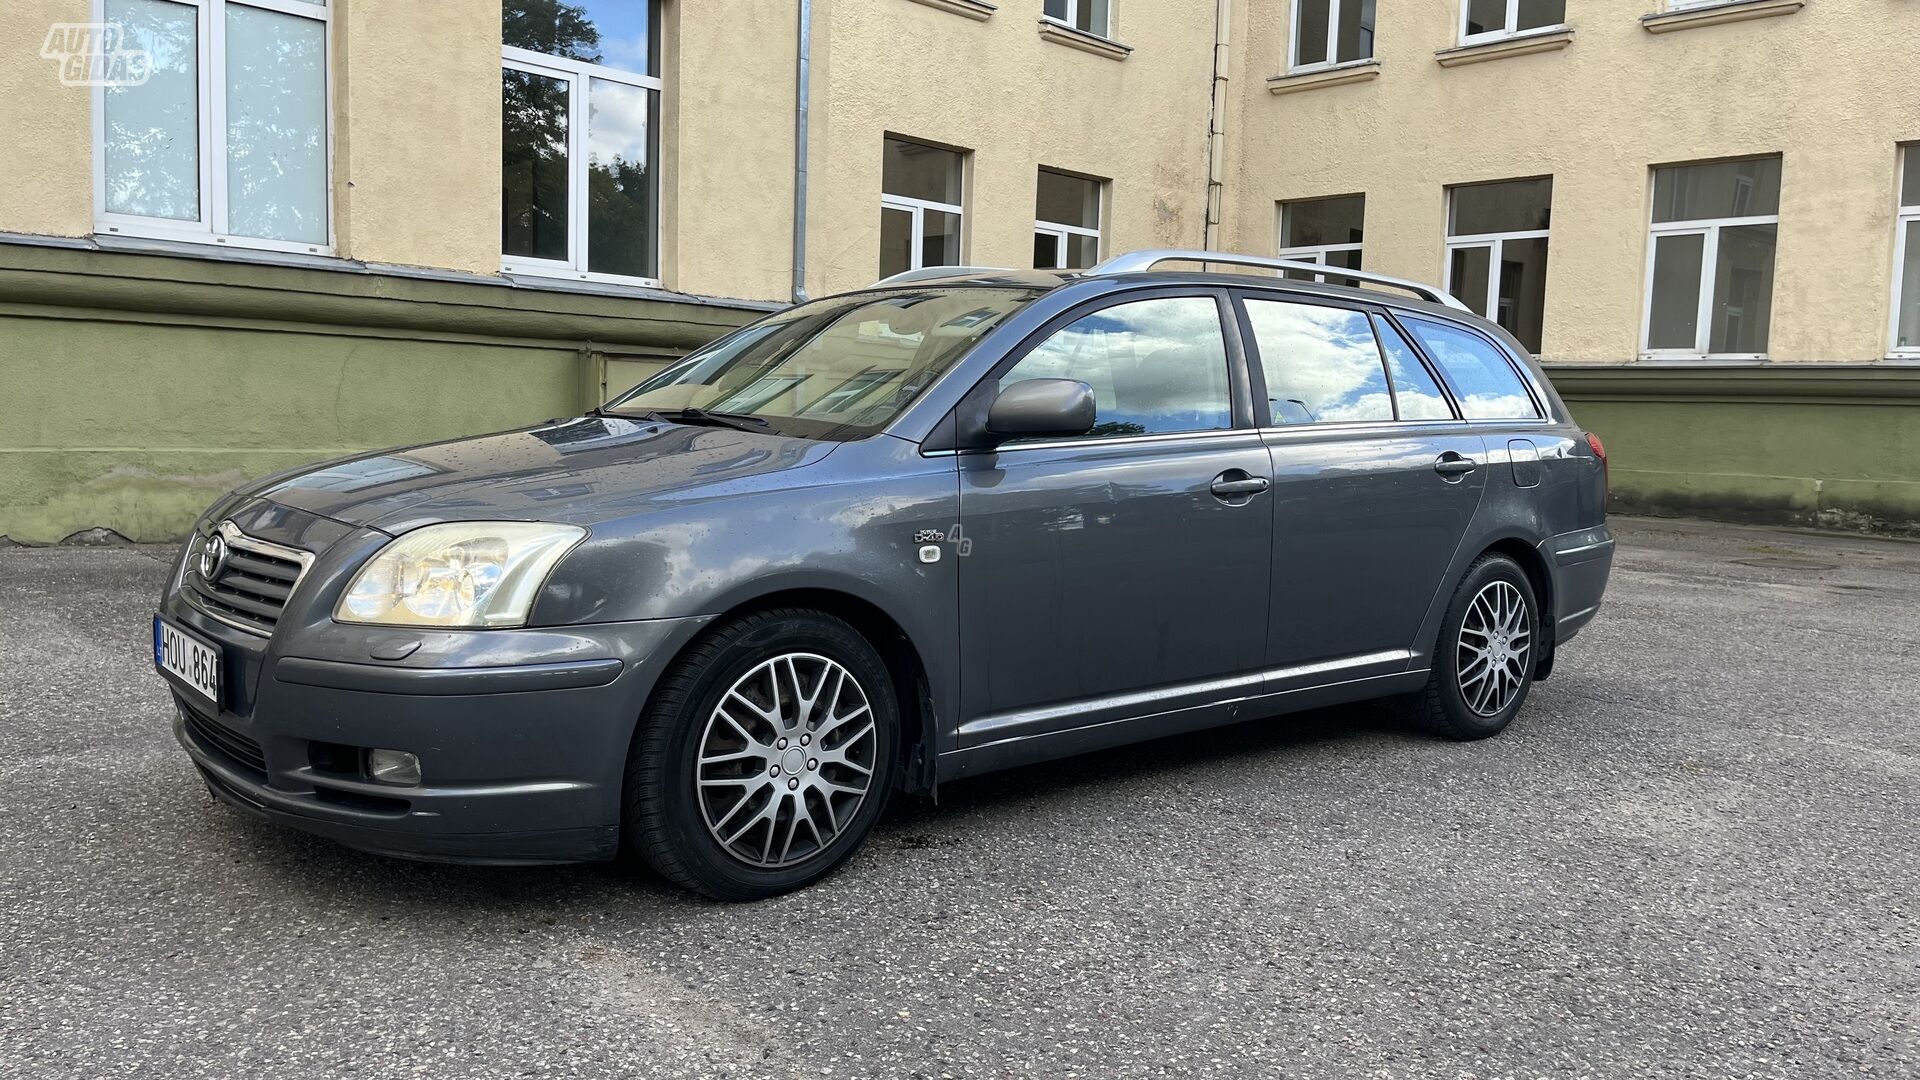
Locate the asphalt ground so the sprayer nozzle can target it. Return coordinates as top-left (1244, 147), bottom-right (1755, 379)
top-left (2, 516), bottom-right (1915, 1079)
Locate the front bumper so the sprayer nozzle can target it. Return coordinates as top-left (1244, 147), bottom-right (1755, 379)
top-left (169, 654), bottom-right (651, 864)
top-left (157, 501), bottom-right (712, 864)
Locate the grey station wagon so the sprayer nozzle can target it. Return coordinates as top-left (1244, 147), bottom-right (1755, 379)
top-left (154, 251), bottom-right (1614, 900)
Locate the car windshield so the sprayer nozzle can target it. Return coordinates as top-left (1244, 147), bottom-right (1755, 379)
top-left (603, 287), bottom-right (1045, 440)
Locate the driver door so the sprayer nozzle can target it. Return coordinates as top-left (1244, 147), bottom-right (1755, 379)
top-left (952, 292), bottom-right (1274, 747)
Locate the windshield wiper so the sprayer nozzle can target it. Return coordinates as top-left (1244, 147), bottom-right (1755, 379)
top-left (636, 408), bottom-right (774, 435)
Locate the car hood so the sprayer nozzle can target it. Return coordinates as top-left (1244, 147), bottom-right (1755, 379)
top-left (244, 415), bottom-right (839, 534)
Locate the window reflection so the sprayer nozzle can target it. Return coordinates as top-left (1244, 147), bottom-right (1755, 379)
top-left (225, 3), bottom-right (328, 244)
top-left (1403, 319), bottom-right (1540, 420)
top-left (1245, 300), bottom-right (1393, 425)
top-left (1004, 297), bottom-right (1232, 437)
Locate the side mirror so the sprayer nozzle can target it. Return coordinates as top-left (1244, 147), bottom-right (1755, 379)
top-left (985, 378), bottom-right (1097, 440)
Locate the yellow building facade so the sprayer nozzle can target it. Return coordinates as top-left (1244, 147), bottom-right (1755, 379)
top-left (3, 0), bottom-right (1918, 542)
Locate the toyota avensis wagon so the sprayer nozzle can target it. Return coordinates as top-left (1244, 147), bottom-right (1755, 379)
top-left (154, 251), bottom-right (1613, 900)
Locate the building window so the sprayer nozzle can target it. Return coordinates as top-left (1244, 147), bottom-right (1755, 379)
top-left (1893, 148), bottom-right (1920, 355)
top-left (1445, 177), bottom-right (1552, 353)
top-left (1290, 0), bottom-right (1376, 72)
top-left (879, 137), bottom-right (965, 278)
top-left (1644, 156), bottom-right (1782, 358)
top-left (95, 0), bottom-right (332, 254)
top-left (1043, 0), bottom-right (1110, 38)
top-left (1460, 0), bottom-right (1565, 43)
top-left (1277, 194), bottom-right (1364, 282)
top-left (1034, 169), bottom-right (1103, 271)
top-left (502, 0), bottom-right (661, 285)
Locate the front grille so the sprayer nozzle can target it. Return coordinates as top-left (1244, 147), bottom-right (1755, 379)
top-left (182, 708), bottom-right (268, 781)
top-left (184, 524), bottom-right (312, 635)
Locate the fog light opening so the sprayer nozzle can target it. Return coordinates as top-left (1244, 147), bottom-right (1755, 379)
top-left (366, 749), bottom-right (421, 786)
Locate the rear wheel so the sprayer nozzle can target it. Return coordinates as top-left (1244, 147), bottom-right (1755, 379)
top-left (1409, 554), bottom-right (1540, 741)
top-left (624, 608), bottom-right (898, 901)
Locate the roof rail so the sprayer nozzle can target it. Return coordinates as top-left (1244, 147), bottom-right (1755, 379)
top-left (871, 265), bottom-right (1017, 287)
top-left (1085, 249), bottom-right (1471, 312)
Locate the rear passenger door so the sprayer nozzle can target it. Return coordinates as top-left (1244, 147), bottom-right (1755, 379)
top-left (1235, 293), bottom-right (1489, 687)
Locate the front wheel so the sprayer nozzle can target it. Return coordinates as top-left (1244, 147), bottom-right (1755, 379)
top-left (1409, 554), bottom-right (1540, 741)
top-left (624, 609), bottom-right (898, 900)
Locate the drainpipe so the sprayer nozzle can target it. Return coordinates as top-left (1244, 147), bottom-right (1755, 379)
top-left (1202, 0), bottom-right (1232, 253)
top-left (791, 0), bottom-right (813, 304)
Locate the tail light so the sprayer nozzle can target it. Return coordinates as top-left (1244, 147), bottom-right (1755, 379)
top-left (1585, 431), bottom-right (1609, 498)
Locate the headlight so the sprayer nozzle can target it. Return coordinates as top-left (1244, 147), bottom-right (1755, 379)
top-left (335, 522), bottom-right (586, 628)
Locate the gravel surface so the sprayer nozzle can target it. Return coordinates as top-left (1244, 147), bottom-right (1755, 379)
top-left (2, 516), bottom-right (1916, 1079)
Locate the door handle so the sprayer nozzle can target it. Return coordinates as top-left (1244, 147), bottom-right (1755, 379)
top-left (1210, 474), bottom-right (1271, 498)
top-left (1433, 455), bottom-right (1479, 477)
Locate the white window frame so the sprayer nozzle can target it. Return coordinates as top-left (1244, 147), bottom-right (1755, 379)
top-left (1276, 198), bottom-right (1363, 282)
top-left (880, 193), bottom-right (966, 273)
top-left (1640, 162), bottom-right (1781, 361)
top-left (1043, 0), bottom-right (1111, 39)
top-left (1034, 173), bottom-right (1104, 271)
top-left (1444, 196), bottom-right (1550, 332)
top-left (500, 44), bottom-right (662, 288)
top-left (1288, 0), bottom-right (1374, 75)
top-left (1034, 219), bottom-right (1101, 270)
top-left (91, 0), bottom-right (334, 256)
top-left (1892, 147), bottom-right (1920, 359)
top-left (1459, 0), bottom-right (1566, 45)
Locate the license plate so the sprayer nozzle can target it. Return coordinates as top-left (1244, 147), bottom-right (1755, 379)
top-left (155, 616), bottom-right (221, 707)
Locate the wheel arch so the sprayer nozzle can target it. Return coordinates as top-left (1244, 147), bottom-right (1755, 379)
top-left (651, 586), bottom-right (940, 797)
top-left (1476, 534), bottom-right (1557, 678)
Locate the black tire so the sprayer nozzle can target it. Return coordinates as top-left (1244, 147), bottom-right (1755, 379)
top-left (624, 608), bottom-right (898, 901)
top-left (1409, 553), bottom-right (1540, 741)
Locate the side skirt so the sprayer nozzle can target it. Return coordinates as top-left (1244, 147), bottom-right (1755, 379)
top-left (933, 669), bottom-right (1430, 784)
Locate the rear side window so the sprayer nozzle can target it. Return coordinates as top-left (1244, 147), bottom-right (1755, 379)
top-left (1002, 296), bottom-right (1232, 438)
top-left (1402, 318), bottom-right (1541, 420)
top-left (1373, 315), bottom-right (1454, 421)
top-left (1244, 299), bottom-right (1393, 424)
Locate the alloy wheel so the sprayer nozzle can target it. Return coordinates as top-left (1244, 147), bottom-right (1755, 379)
top-left (695, 652), bottom-right (878, 868)
top-left (1457, 580), bottom-right (1531, 717)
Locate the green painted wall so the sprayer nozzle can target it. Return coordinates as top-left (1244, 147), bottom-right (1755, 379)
top-left (0, 242), bottom-right (766, 544)
top-left (6, 241), bottom-right (1919, 543)
top-left (1547, 366), bottom-right (1920, 537)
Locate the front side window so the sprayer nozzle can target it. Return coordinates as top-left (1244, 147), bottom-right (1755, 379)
top-left (1461, 0), bottom-right (1565, 42)
top-left (1403, 318), bottom-right (1541, 420)
top-left (1446, 177), bottom-right (1552, 353)
top-left (1893, 148), bottom-right (1920, 355)
top-left (1291, 0), bottom-right (1376, 72)
top-left (1644, 156), bottom-right (1782, 357)
top-left (1034, 169), bottom-right (1104, 271)
top-left (606, 288), bottom-right (1042, 440)
top-left (1001, 297), bottom-right (1232, 438)
top-left (880, 138), bottom-right (965, 278)
top-left (503, 0), bottom-right (660, 284)
top-left (98, 0), bottom-right (331, 253)
top-left (1043, 0), bottom-right (1111, 38)
top-left (1277, 194), bottom-right (1365, 283)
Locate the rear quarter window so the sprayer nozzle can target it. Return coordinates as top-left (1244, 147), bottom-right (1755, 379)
top-left (1402, 318), bottom-right (1542, 421)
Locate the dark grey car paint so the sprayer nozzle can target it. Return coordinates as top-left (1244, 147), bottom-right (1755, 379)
top-left (157, 269), bottom-right (1612, 864)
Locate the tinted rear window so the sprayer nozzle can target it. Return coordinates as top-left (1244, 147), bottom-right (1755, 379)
top-left (1402, 318), bottom-right (1541, 421)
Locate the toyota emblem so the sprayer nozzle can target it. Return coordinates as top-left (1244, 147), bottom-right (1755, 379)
top-left (199, 531), bottom-right (229, 582)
